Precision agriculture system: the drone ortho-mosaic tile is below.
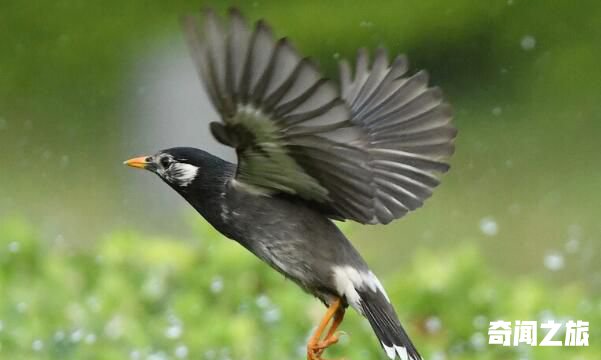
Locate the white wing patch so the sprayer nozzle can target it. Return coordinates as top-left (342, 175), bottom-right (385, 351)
top-left (332, 265), bottom-right (391, 313)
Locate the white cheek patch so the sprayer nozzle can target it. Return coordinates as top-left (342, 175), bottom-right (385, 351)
top-left (168, 163), bottom-right (199, 187)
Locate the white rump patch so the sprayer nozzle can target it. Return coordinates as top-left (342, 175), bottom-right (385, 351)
top-left (169, 163), bottom-right (198, 187)
top-left (332, 266), bottom-right (363, 311)
top-left (332, 266), bottom-right (391, 312)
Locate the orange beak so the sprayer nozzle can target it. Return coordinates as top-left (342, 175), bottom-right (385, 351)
top-left (124, 156), bottom-right (150, 170)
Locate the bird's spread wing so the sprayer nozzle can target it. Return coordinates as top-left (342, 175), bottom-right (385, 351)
top-left (182, 9), bottom-right (377, 223)
top-left (339, 48), bottom-right (457, 224)
top-left (183, 8), bottom-right (456, 224)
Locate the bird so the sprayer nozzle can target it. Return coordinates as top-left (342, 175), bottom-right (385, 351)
top-left (125, 8), bottom-right (456, 360)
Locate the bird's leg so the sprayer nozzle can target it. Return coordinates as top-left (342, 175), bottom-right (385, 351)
top-left (307, 297), bottom-right (344, 360)
top-left (316, 307), bottom-right (345, 350)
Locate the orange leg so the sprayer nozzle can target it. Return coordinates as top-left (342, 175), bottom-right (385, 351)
top-left (317, 308), bottom-right (345, 350)
top-left (307, 298), bottom-right (346, 360)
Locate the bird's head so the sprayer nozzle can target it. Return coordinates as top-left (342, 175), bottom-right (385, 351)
top-left (124, 147), bottom-right (216, 190)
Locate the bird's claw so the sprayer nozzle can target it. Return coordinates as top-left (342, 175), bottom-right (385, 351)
top-left (307, 332), bottom-right (345, 360)
top-left (307, 349), bottom-right (346, 360)
top-left (316, 334), bottom-right (339, 350)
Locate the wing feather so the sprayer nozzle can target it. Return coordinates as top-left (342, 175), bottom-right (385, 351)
top-left (340, 50), bottom-right (457, 223)
top-left (184, 9), bottom-right (377, 223)
top-left (184, 8), bottom-right (456, 225)
top-left (227, 9), bottom-right (250, 98)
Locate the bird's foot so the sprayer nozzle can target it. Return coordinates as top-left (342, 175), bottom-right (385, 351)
top-left (315, 332), bottom-right (340, 350)
top-left (306, 298), bottom-right (346, 360)
top-left (306, 347), bottom-right (318, 360)
top-left (307, 332), bottom-right (344, 360)
top-left (307, 349), bottom-right (346, 360)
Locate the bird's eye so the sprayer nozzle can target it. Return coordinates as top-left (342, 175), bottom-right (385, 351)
top-left (160, 157), bottom-right (172, 168)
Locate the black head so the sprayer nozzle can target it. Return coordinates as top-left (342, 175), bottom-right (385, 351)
top-left (124, 147), bottom-right (230, 191)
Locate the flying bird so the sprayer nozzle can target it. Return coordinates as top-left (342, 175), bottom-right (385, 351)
top-left (125, 8), bottom-right (456, 360)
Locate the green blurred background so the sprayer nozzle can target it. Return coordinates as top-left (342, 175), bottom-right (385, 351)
top-left (0, 0), bottom-right (599, 359)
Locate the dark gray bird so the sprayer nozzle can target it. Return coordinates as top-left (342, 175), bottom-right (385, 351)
top-left (125, 8), bottom-right (456, 360)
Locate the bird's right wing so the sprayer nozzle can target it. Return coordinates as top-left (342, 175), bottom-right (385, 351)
top-left (182, 9), bottom-right (379, 223)
top-left (182, 8), bottom-right (456, 225)
top-left (339, 48), bottom-right (457, 224)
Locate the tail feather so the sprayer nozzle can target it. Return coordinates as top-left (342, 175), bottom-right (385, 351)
top-left (358, 288), bottom-right (421, 360)
top-left (331, 265), bottom-right (421, 360)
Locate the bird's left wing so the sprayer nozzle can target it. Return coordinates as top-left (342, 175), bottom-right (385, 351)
top-left (182, 9), bottom-right (377, 222)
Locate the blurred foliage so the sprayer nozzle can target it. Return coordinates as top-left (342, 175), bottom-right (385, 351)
top-left (1, 1), bottom-right (600, 281)
top-left (0, 217), bottom-right (598, 359)
top-left (0, 1), bottom-right (600, 358)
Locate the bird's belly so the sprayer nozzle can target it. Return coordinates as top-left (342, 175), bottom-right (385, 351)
top-left (229, 226), bottom-right (353, 302)
top-left (248, 235), bottom-right (341, 303)
top-left (219, 192), bottom-right (369, 302)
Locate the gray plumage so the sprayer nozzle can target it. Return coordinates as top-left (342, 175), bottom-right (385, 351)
top-left (130, 8), bottom-right (456, 360)
top-left (162, 150), bottom-right (422, 360)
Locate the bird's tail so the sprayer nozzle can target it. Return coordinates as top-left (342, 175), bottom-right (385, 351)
top-left (357, 288), bottom-right (421, 360)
